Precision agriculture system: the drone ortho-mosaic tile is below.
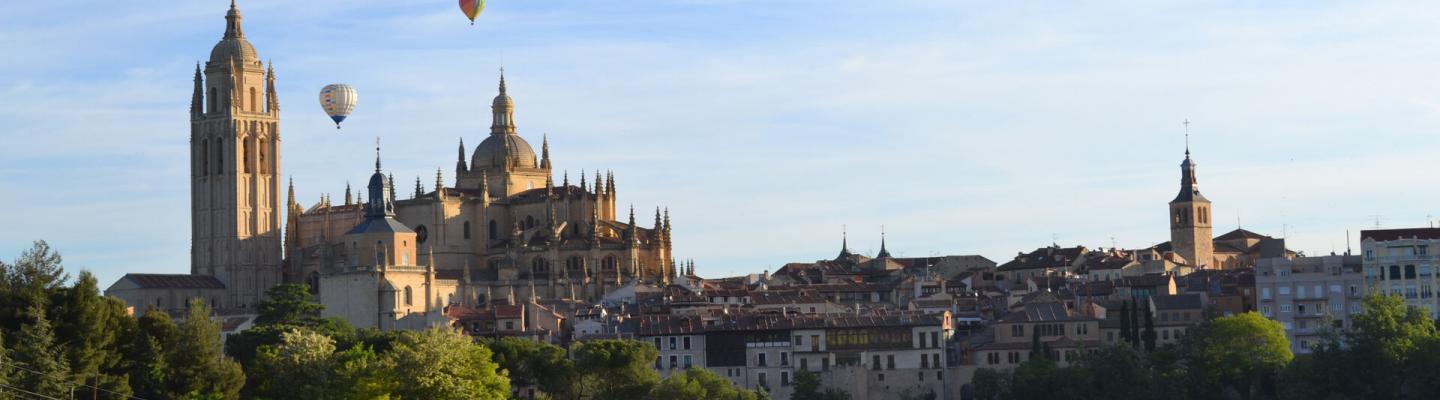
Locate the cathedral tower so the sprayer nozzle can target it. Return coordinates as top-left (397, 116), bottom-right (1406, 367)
top-left (191, 1), bottom-right (282, 308)
top-left (457, 71), bottom-right (552, 196)
top-left (1168, 142), bottom-right (1213, 268)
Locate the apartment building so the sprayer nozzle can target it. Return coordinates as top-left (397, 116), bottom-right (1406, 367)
top-left (1361, 228), bottom-right (1440, 318)
top-left (1255, 255), bottom-right (1365, 353)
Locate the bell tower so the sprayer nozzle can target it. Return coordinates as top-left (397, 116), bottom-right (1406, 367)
top-left (1168, 124), bottom-right (1213, 268)
top-left (191, 0), bottom-right (283, 309)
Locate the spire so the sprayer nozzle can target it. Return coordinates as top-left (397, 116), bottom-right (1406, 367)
top-left (595, 171), bottom-right (605, 195)
top-left (374, 137), bottom-right (382, 173)
top-left (286, 176), bottom-right (296, 208)
top-left (414, 176), bottom-right (424, 199)
top-left (191, 63), bottom-right (203, 117)
top-left (663, 207), bottom-right (672, 243)
top-left (836, 225), bottom-right (854, 261)
top-left (626, 205), bottom-right (638, 246)
top-left (265, 60), bottom-right (278, 113)
top-left (545, 173), bottom-right (554, 197)
top-left (388, 173), bottom-right (396, 203)
top-left (606, 171), bottom-right (615, 196)
top-left (435, 168), bottom-right (445, 199)
top-left (499, 67), bottom-right (507, 95)
top-left (456, 137), bottom-right (467, 174)
top-left (877, 226), bottom-right (892, 258)
top-left (653, 207), bottom-right (663, 236)
top-left (344, 182), bottom-right (352, 205)
top-left (540, 134), bottom-right (552, 169)
top-left (1172, 120), bottom-right (1207, 203)
top-left (224, 0), bottom-right (244, 39)
top-left (580, 169), bottom-right (588, 192)
top-left (562, 170), bottom-right (569, 189)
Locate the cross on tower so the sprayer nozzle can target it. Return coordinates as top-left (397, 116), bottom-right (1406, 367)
top-left (1183, 119), bottom-right (1191, 156)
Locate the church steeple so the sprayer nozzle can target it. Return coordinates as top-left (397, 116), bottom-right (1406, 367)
top-left (456, 137), bottom-right (467, 176)
top-left (836, 226), bottom-right (854, 261)
top-left (365, 140), bottom-right (395, 218)
top-left (877, 227), bottom-right (891, 258)
top-left (1168, 120), bottom-right (1213, 268)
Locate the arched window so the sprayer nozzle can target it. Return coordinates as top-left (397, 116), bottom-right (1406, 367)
top-left (248, 87), bottom-right (257, 112)
top-left (306, 271), bottom-right (320, 295)
top-left (242, 138), bottom-right (252, 173)
top-left (215, 140), bottom-right (224, 175)
top-left (567, 256), bottom-right (585, 272)
top-left (258, 138), bottom-right (268, 174)
top-left (403, 286), bottom-right (413, 306)
top-left (464, 221), bottom-right (472, 239)
top-left (602, 255), bottom-right (617, 271)
top-left (209, 87), bottom-right (217, 113)
top-left (532, 258), bottom-right (550, 275)
top-left (488, 220), bottom-right (498, 239)
top-left (375, 241), bottom-right (386, 266)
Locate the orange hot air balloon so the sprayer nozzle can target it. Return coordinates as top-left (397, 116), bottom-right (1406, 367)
top-left (459, 0), bottom-right (485, 25)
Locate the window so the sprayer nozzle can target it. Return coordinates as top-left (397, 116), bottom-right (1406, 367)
top-left (1298, 304), bottom-right (1307, 314)
top-left (800, 358), bottom-right (808, 371)
top-left (822, 357), bottom-right (830, 371)
top-left (811, 335), bottom-right (820, 352)
top-left (669, 337), bottom-right (677, 350)
top-left (1298, 286), bottom-right (1307, 298)
top-left (921, 355), bottom-right (929, 369)
top-left (403, 286), bottom-right (413, 306)
top-left (987, 353), bottom-right (999, 365)
top-left (249, 87), bottom-right (257, 111)
top-left (795, 335), bottom-right (803, 347)
top-left (532, 258), bottom-right (550, 275)
top-left (872, 355), bottom-right (881, 370)
top-left (1390, 265), bottom-right (1401, 279)
top-left (683, 337), bottom-right (691, 350)
top-left (488, 220), bottom-right (497, 239)
top-left (931, 332), bottom-right (939, 348)
top-left (1406, 265), bottom-right (1417, 279)
top-left (780, 352), bottom-right (789, 366)
top-left (1011, 324), bottom-right (1025, 337)
top-left (669, 355), bottom-right (677, 369)
top-left (215, 140), bottom-right (224, 175)
top-left (887, 355), bottom-right (895, 370)
top-left (877, 373), bottom-right (885, 382)
top-left (1262, 305), bottom-right (1272, 316)
top-left (758, 353), bottom-right (767, 367)
top-left (376, 242), bottom-right (386, 266)
top-left (758, 372), bottom-right (767, 389)
top-left (781, 372), bottom-right (790, 386)
top-left (603, 256), bottom-right (617, 271)
top-left (209, 87), bottom-right (217, 113)
top-left (654, 337), bottom-right (661, 349)
top-left (1280, 304), bottom-right (1291, 313)
top-left (933, 353), bottom-right (941, 368)
top-left (464, 221), bottom-right (471, 239)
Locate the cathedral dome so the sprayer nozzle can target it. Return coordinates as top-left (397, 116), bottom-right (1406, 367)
top-left (472, 134), bottom-right (538, 169)
top-left (208, 1), bottom-right (259, 65)
top-left (210, 38), bottom-right (259, 64)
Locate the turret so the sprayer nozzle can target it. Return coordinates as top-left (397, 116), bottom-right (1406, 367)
top-left (344, 182), bottom-right (352, 206)
top-left (265, 60), bottom-right (278, 113)
top-left (434, 168), bottom-right (445, 200)
top-left (540, 134), bottom-right (552, 169)
top-left (456, 137), bottom-right (467, 178)
top-left (191, 63), bottom-right (203, 118)
top-left (414, 176), bottom-right (424, 199)
top-left (580, 169), bottom-right (587, 192)
top-left (626, 205), bottom-right (638, 247)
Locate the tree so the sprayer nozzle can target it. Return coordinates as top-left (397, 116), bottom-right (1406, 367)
top-left (1142, 303), bottom-right (1157, 352)
top-left (651, 368), bottom-right (759, 400)
top-left (1193, 312), bottom-right (1292, 400)
top-left (1128, 299), bottom-right (1142, 347)
top-left (1345, 293), bottom-right (1439, 398)
top-left (1119, 301), bottom-right (1132, 345)
top-left (126, 309), bottom-right (178, 399)
top-left (483, 336), bottom-right (575, 397)
top-left (248, 329), bottom-right (338, 399)
top-left (970, 368), bottom-right (1009, 400)
top-left (166, 298), bottom-right (245, 399)
top-left (0, 241), bottom-right (70, 334)
top-left (331, 344), bottom-right (395, 400)
top-left (49, 271), bottom-right (134, 398)
top-left (10, 305), bottom-right (72, 398)
top-left (572, 339), bottom-right (661, 400)
top-left (1078, 345), bottom-right (1152, 399)
top-left (790, 369), bottom-right (850, 400)
top-left (255, 283), bottom-right (325, 326)
top-left (384, 327), bottom-right (509, 399)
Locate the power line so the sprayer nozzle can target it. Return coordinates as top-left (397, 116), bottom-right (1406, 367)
top-left (5, 361), bottom-right (153, 400)
top-left (0, 383), bottom-right (64, 400)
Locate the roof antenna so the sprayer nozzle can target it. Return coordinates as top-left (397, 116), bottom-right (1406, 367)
top-left (1346, 230), bottom-right (1352, 255)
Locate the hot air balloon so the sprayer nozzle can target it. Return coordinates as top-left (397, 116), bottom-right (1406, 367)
top-left (459, 0), bottom-right (485, 25)
top-left (319, 84), bottom-right (357, 129)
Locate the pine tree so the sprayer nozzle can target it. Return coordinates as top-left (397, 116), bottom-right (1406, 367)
top-left (50, 271), bottom-right (134, 398)
top-left (166, 299), bottom-right (244, 399)
top-left (12, 305), bottom-right (72, 397)
top-left (1120, 301), bottom-right (1132, 344)
top-left (1142, 303), bottom-right (1158, 352)
top-left (1128, 299), bottom-right (1142, 347)
top-left (1030, 327), bottom-right (1043, 360)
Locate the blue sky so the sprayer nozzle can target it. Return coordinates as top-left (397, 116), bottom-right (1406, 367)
top-left (4, 0), bottom-right (1440, 287)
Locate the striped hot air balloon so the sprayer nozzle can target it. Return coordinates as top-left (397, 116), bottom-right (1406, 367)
top-left (459, 0), bottom-right (485, 25)
top-left (318, 84), bottom-right (357, 129)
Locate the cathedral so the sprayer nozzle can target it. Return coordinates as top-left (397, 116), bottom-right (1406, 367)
top-left (107, 2), bottom-right (678, 328)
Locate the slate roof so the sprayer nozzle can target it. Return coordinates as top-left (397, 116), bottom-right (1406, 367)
top-left (997, 246), bottom-right (1086, 272)
top-left (1361, 228), bottom-right (1440, 241)
top-left (344, 217), bottom-right (414, 235)
top-left (119, 274), bottom-right (226, 289)
top-left (1151, 293), bottom-right (1204, 310)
